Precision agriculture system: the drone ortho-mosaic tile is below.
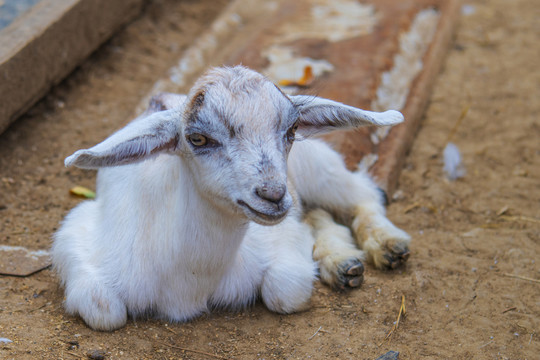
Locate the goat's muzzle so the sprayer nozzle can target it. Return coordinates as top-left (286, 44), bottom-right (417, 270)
top-left (236, 192), bottom-right (291, 226)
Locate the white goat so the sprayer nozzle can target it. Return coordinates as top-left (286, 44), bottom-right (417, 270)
top-left (52, 66), bottom-right (410, 331)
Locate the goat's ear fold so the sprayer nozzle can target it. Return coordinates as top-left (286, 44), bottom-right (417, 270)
top-left (65, 110), bottom-right (182, 169)
top-left (290, 95), bottom-right (404, 137)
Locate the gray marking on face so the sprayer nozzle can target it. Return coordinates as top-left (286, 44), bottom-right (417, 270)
top-left (228, 123), bottom-right (245, 138)
top-left (257, 151), bottom-right (271, 173)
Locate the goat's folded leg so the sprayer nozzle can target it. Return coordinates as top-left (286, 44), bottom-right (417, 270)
top-left (290, 139), bottom-right (411, 270)
top-left (63, 273), bottom-right (127, 331)
top-left (256, 215), bottom-right (318, 314)
top-left (52, 202), bottom-right (127, 331)
top-left (305, 208), bottom-right (365, 290)
top-left (351, 200), bottom-right (411, 269)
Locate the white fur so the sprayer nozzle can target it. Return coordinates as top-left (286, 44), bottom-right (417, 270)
top-left (52, 66), bottom-right (410, 331)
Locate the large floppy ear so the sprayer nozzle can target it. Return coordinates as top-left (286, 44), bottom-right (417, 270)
top-left (290, 95), bottom-right (404, 137)
top-left (65, 109), bottom-right (182, 169)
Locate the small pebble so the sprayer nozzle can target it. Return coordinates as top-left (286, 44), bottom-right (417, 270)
top-left (0, 338), bottom-right (13, 344)
top-left (87, 350), bottom-right (106, 360)
top-left (376, 350), bottom-right (399, 360)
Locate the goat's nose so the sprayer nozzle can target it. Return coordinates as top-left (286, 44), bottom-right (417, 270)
top-left (255, 183), bottom-right (286, 204)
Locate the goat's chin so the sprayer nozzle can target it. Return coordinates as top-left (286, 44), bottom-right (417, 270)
top-left (237, 200), bottom-right (290, 226)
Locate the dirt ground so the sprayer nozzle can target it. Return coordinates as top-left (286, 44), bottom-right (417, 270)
top-left (0, 0), bottom-right (538, 359)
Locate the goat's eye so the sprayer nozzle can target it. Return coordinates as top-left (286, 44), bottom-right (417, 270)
top-left (188, 134), bottom-right (208, 147)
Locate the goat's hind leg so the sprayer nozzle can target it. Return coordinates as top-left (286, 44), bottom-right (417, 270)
top-left (291, 140), bottom-right (410, 270)
top-left (305, 208), bottom-right (365, 290)
top-left (351, 190), bottom-right (411, 269)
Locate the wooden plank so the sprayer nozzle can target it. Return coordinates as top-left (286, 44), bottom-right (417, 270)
top-left (0, 0), bottom-right (145, 134)
top-left (369, 0), bottom-right (462, 195)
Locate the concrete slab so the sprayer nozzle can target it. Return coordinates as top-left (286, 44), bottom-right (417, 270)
top-left (0, 245), bottom-right (51, 277)
top-left (141, 0), bottom-right (461, 196)
top-left (0, 0), bottom-right (42, 30)
top-left (0, 0), bottom-right (145, 134)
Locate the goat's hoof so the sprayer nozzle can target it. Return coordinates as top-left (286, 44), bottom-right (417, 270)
top-left (360, 223), bottom-right (411, 270)
top-left (335, 259), bottom-right (365, 290)
top-left (383, 246), bottom-right (410, 270)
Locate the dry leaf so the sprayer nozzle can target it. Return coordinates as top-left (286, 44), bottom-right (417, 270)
top-left (70, 186), bottom-right (96, 199)
top-left (278, 66), bottom-right (314, 87)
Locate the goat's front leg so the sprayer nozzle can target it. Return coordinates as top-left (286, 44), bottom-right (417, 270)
top-left (290, 139), bottom-right (411, 270)
top-left (210, 212), bottom-right (317, 314)
top-left (52, 202), bottom-right (128, 331)
top-left (255, 214), bottom-right (317, 314)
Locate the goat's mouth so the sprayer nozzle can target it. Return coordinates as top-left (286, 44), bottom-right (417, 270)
top-left (237, 200), bottom-right (289, 225)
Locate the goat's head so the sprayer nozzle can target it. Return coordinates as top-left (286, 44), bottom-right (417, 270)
top-left (65, 66), bottom-right (404, 225)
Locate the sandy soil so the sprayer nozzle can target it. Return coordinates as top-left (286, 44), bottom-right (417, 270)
top-left (0, 0), bottom-right (538, 359)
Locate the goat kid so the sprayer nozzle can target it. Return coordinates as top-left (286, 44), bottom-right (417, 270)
top-left (52, 66), bottom-right (410, 331)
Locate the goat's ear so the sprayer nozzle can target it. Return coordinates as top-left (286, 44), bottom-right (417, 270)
top-left (145, 93), bottom-right (188, 115)
top-left (290, 95), bottom-right (404, 137)
top-left (65, 110), bottom-right (181, 169)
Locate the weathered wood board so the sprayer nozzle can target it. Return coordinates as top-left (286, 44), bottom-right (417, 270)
top-left (0, 0), bottom-right (145, 134)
